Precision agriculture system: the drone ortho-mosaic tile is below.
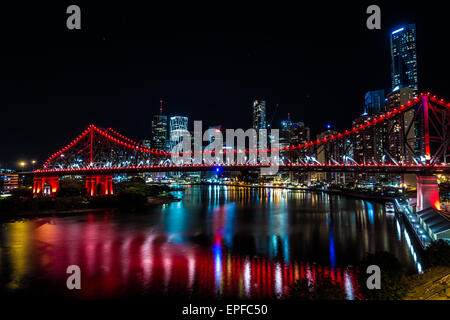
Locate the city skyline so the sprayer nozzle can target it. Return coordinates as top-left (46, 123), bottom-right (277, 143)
top-left (1, 2), bottom-right (450, 169)
top-left (0, 3), bottom-right (449, 307)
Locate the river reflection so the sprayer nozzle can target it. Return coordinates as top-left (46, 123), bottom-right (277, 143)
top-left (0, 185), bottom-right (422, 299)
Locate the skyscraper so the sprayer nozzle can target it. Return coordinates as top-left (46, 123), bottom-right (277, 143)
top-left (252, 100), bottom-right (267, 130)
top-left (386, 87), bottom-right (419, 161)
top-left (151, 100), bottom-right (168, 151)
top-left (280, 114), bottom-right (293, 147)
top-left (364, 90), bottom-right (385, 115)
top-left (279, 113), bottom-right (310, 163)
top-left (280, 114), bottom-right (293, 162)
top-left (316, 128), bottom-right (338, 182)
top-left (206, 125), bottom-right (222, 144)
top-left (169, 116), bottom-right (189, 151)
top-left (352, 114), bottom-right (383, 164)
top-left (390, 24), bottom-right (418, 96)
top-left (290, 122), bottom-right (310, 146)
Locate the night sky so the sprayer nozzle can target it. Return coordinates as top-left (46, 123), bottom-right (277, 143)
top-left (1, 1), bottom-right (449, 169)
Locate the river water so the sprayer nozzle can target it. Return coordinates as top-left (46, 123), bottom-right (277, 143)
top-left (0, 185), bottom-right (423, 299)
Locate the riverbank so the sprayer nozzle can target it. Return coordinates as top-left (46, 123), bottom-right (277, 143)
top-left (404, 266), bottom-right (450, 300)
top-left (0, 208), bottom-right (113, 220)
top-left (0, 195), bottom-right (180, 221)
top-left (394, 198), bottom-right (432, 249)
top-left (185, 182), bottom-right (394, 202)
top-left (0, 196), bottom-right (181, 221)
top-left (0, 179), bottom-right (183, 220)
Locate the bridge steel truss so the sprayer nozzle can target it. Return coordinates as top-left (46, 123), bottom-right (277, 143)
top-left (33, 92), bottom-right (450, 197)
top-left (33, 163), bottom-right (450, 176)
top-left (42, 125), bottom-right (170, 170)
top-left (287, 93), bottom-right (449, 166)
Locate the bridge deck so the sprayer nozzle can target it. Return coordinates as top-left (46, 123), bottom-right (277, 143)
top-left (33, 164), bottom-right (450, 176)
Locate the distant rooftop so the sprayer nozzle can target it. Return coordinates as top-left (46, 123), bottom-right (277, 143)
top-left (0, 168), bottom-right (15, 174)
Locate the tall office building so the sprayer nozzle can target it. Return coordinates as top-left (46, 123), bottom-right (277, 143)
top-left (169, 116), bottom-right (189, 151)
top-left (316, 129), bottom-right (338, 164)
top-left (290, 122), bottom-right (310, 148)
top-left (386, 87), bottom-right (419, 161)
top-left (252, 100), bottom-right (267, 158)
top-left (280, 114), bottom-right (293, 149)
top-left (352, 115), bottom-right (383, 164)
top-left (316, 128), bottom-right (338, 182)
top-left (206, 125), bottom-right (222, 144)
top-left (280, 114), bottom-right (293, 162)
top-left (252, 100), bottom-right (267, 130)
top-left (279, 113), bottom-right (310, 163)
top-left (152, 100), bottom-right (168, 151)
top-left (364, 90), bottom-right (385, 115)
top-left (390, 24), bottom-right (418, 97)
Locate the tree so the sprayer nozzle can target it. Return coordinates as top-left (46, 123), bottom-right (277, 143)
top-left (358, 251), bottom-right (410, 300)
top-left (423, 240), bottom-right (450, 268)
top-left (9, 186), bottom-right (32, 198)
top-left (289, 275), bottom-right (347, 300)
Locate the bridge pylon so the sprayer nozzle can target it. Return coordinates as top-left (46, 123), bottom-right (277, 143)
top-left (86, 175), bottom-right (113, 196)
top-left (33, 176), bottom-right (60, 196)
top-left (416, 174), bottom-right (440, 211)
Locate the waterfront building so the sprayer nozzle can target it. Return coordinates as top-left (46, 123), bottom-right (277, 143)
top-left (0, 169), bottom-right (18, 193)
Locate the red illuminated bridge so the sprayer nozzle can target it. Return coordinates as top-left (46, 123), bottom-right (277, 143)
top-left (32, 93), bottom-right (449, 210)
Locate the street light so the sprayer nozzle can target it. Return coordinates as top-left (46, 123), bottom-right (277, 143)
top-left (31, 160), bottom-right (36, 171)
top-left (18, 161), bottom-right (27, 172)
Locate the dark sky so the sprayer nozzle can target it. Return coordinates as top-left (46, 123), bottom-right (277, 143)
top-left (1, 1), bottom-right (449, 169)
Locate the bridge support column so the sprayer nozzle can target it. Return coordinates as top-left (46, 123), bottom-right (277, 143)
top-left (416, 175), bottom-right (440, 211)
top-left (33, 176), bottom-right (60, 196)
top-left (85, 175), bottom-right (114, 196)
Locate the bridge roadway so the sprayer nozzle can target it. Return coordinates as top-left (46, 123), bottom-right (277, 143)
top-left (32, 163), bottom-right (450, 176)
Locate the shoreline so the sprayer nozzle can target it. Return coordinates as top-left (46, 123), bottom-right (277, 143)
top-left (177, 182), bottom-right (394, 202)
top-left (0, 195), bottom-right (180, 221)
top-left (1, 184), bottom-right (393, 221)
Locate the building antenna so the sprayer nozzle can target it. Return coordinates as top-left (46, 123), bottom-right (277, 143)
top-left (269, 103), bottom-right (279, 128)
top-left (159, 99), bottom-right (163, 115)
